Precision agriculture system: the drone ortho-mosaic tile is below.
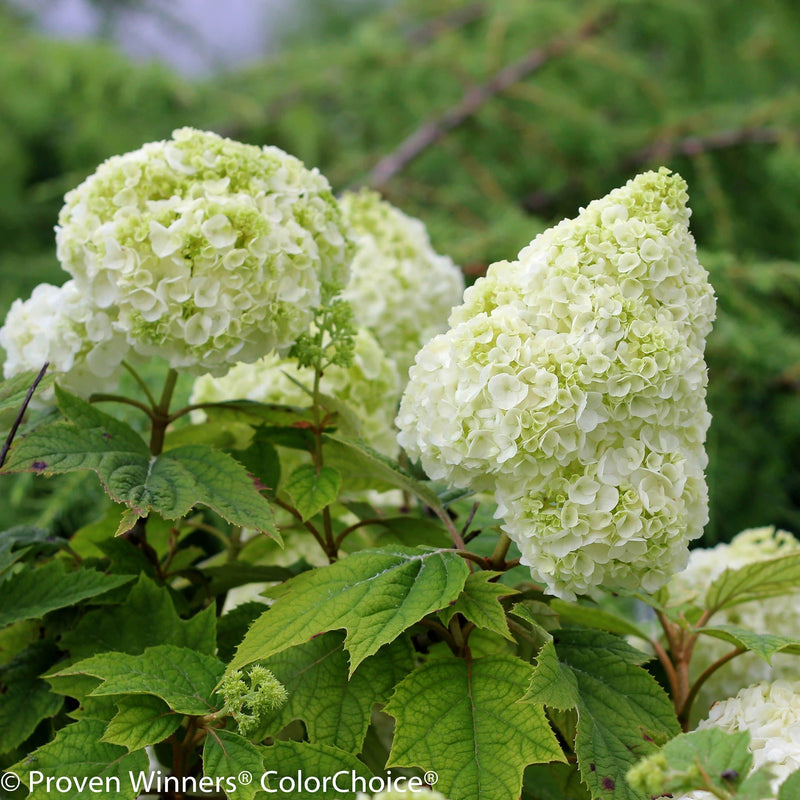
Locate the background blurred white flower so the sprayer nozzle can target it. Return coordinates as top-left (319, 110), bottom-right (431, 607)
top-left (0, 280), bottom-right (129, 398)
top-left (668, 526), bottom-right (800, 717)
top-left (340, 189), bottom-right (465, 377)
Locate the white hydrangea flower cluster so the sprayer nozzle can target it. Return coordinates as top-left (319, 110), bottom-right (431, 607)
top-left (678, 680), bottom-right (800, 800)
top-left (669, 526), bottom-right (800, 713)
top-left (0, 280), bottom-right (130, 399)
top-left (397, 169), bottom-right (716, 599)
top-left (1, 127), bottom-right (352, 391)
top-left (340, 189), bottom-right (465, 375)
top-left (191, 327), bottom-right (400, 455)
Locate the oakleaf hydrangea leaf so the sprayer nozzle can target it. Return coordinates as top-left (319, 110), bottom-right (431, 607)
top-left (439, 571), bottom-right (516, 640)
top-left (705, 551), bottom-right (800, 614)
top-left (10, 718), bottom-right (149, 800)
top-left (59, 574), bottom-right (217, 659)
top-left (255, 632), bottom-right (414, 753)
top-left (2, 387), bottom-right (279, 539)
top-left (0, 368), bottom-right (54, 417)
top-left (102, 695), bottom-right (181, 751)
top-left (386, 654), bottom-right (564, 800)
top-left (261, 741), bottom-right (375, 798)
top-left (203, 730), bottom-right (265, 800)
top-left (626, 728), bottom-right (757, 798)
top-left (0, 641), bottom-right (63, 753)
top-left (699, 624), bottom-right (800, 662)
top-left (525, 629), bottom-right (679, 800)
top-left (0, 559), bottom-right (133, 629)
top-left (283, 464), bottom-right (341, 521)
top-left (229, 546), bottom-right (469, 675)
top-left (53, 644), bottom-right (225, 715)
top-left (779, 769), bottom-right (800, 800)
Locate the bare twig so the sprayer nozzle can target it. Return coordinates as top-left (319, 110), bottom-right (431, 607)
top-left (0, 362), bottom-right (49, 470)
top-left (626, 126), bottom-right (787, 170)
top-left (366, 7), bottom-right (617, 188)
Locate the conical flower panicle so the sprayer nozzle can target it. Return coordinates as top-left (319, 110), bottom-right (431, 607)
top-left (396, 168), bottom-right (716, 599)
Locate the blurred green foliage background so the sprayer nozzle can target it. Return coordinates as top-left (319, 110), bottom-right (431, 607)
top-left (2, 0), bottom-right (800, 545)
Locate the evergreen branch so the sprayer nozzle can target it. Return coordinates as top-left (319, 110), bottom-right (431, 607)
top-left (405, 3), bottom-right (486, 46)
top-left (522, 125), bottom-right (793, 214)
top-left (366, 6), bottom-right (617, 188)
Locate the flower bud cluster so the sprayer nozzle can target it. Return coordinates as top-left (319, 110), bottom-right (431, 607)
top-left (669, 526), bottom-right (800, 711)
top-left (397, 169), bottom-right (716, 599)
top-left (340, 189), bottom-right (465, 375)
top-left (219, 665), bottom-right (288, 738)
top-left (2, 127), bottom-right (351, 386)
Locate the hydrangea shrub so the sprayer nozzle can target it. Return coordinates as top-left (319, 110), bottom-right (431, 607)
top-left (1, 133), bottom-right (799, 800)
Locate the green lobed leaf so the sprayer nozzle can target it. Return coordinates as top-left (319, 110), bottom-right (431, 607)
top-left (2, 387), bottom-right (280, 539)
top-left (10, 718), bottom-right (149, 800)
top-left (439, 571), bottom-right (516, 640)
top-left (699, 624), bottom-right (800, 661)
top-left (522, 763), bottom-right (591, 800)
top-left (779, 769), bottom-right (800, 800)
top-left (200, 562), bottom-right (305, 598)
top-left (44, 668), bottom-right (106, 721)
top-left (59, 574), bottom-right (217, 659)
top-left (737, 768), bottom-right (779, 800)
top-left (283, 463), bottom-right (341, 521)
top-left (626, 728), bottom-right (756, 798)
top-left (255, 632), bottom-right (414, 753)
top-left (0, 559), bottom-right (133, 629)
top-left (525, 629), bottom-right (680, 800)
top-left (217, 602), bottom-right (269, 664)
top-left (549, 598), bottom-right (650, 641)
top-left (0, 640), bottom-right (63, 753)
top-left (203, 729), bottom-right (265, 800)
top-left (115, 443), bottom-right (281, 537)
top-left (0, 369), bottom-right (55, 419)
top-left (261, 741), bottom-right (375, 799)
top-left (229, 545), bottom-right (470, 675)
top-left (385, 654), bottom-right (565, 800)
top-left (705, 552), bottom-right (800, 614)
top-left (231, 425), bottom-right (282, 495)
top-left (364, 516), bottom-right (452, 548)
top-left (200, 400), bottom-right (316, 429)
top-left (53, 644), bottom-right (225, 715)
top-left (102, 695), bottom-right (182, 751)
top-left (323, 433), bottom-right (444, 509)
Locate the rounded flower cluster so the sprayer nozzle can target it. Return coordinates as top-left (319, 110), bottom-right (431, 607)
top-left (191, 327), bottom-right (400, 455)
top-left (678, 680), bottom-right (800, 799)
top-left (397, 169), bottom-right (716, 599)
top-left (52, 127), bottom-right (350, 376)
top-left (340, 189), bottom-right (465, 375)
top-left (668, 526), bottom-right (800, 713)
top-left (0, 280), bottom-right (130, 399)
